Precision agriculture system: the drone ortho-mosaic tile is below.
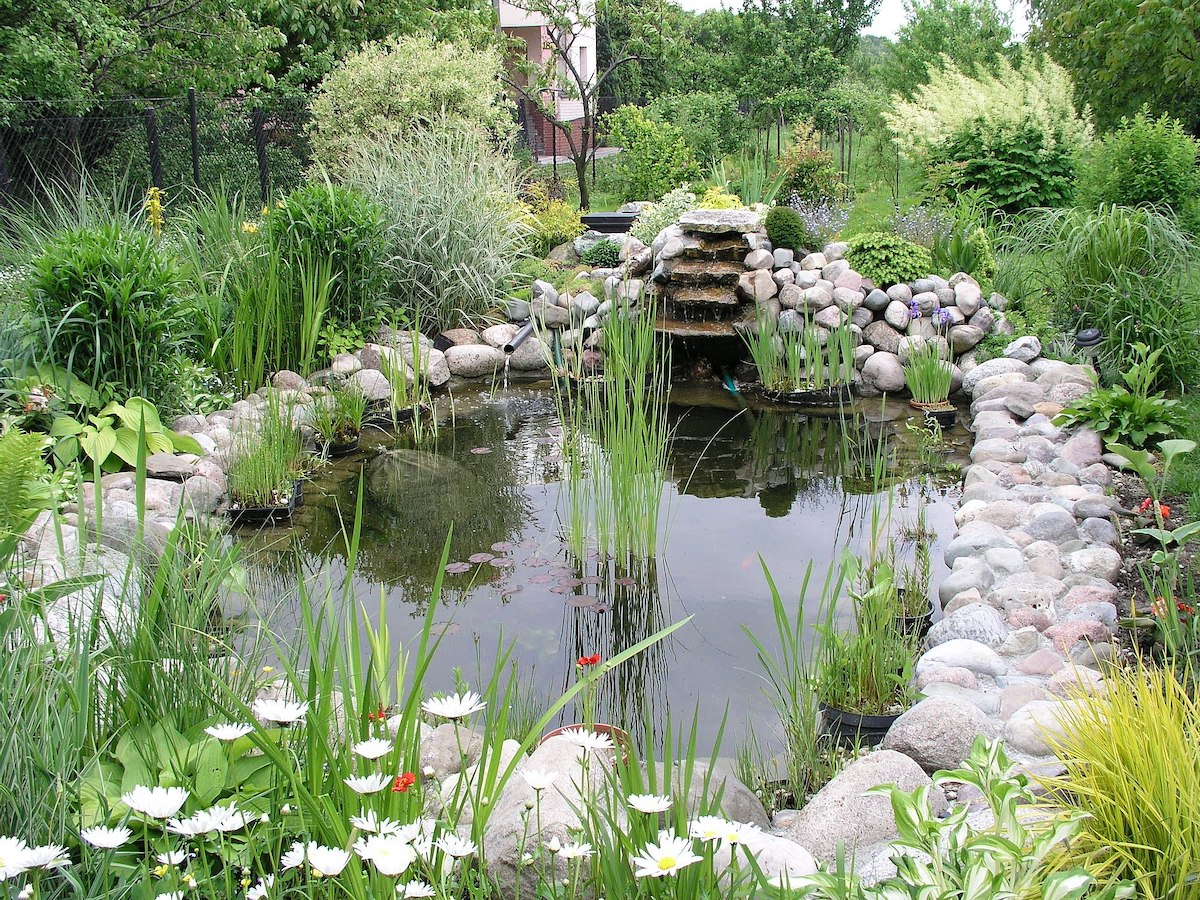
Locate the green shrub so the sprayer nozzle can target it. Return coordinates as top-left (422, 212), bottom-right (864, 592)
top-left (698, 186), bottom-right (744, 209)
top-left (928, 117), bottom-right (1076, 212)
top-left (605, 106), bottom-right (700, 203)
top-left (629, 184), bottom-right (697, 245)
top-left (1077, 109), bottom-right (1200, 234)
top-left (776, 133), bottom-right (841, 203)
top-left (765, 205), bottom-right (813, 253)
top-left (645, 91), bottom-right (748, 166)
top-left (846, 231), bottom-right (932, 286)
top-left (521, 181), bottom-right (583, 256)
top-left (27, 223), bottom-right (195, 404)
top-left (580, 240), bottom-right (622, 268)
top-left (341, 128), bottom-right (528, 330)
top-left (266, 180), bottom-right (389, 329)
top-left (309, 33), bottom-right (515, 175)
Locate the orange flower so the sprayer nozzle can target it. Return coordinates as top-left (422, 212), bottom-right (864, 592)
top-left (392, 772), bottom-right (416, 793)
top-left (576, 654), bottom-right (601, 667)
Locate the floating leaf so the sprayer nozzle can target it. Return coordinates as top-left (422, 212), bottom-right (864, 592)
top-left (500, 585), bottom-right (524, 597)
top-left (550, 584), bottom-right (577, 595)
top-left (444, 562), bottom-right (472, 574)
top-left (567, 595), bottom-right (595, 607)
top-left (530, 574), bottom-right (554, 584)
top-left (430, 622), bottom-right (460, 636)
top-left (467, 552), bottom-right (495, 564)
top-left (491, 541), bottom-right (515, 552)
top-left (614, 577), bottom-right (636, 587)
top-left (489, 557), bottom-right (514, 569)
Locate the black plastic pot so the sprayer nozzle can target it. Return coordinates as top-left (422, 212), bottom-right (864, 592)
top-left (910, 399), bottom-right (956, 428)
top-left (819, 703), bottom-right (902, 747)
top-left (894, 589), bottom-right (936, 639)
top-left (756, 384), bottom-right (854, 408)
top-left (228, 480), bottom-right (300, 526)
top-left (325, 435), bottom-right (361, 457)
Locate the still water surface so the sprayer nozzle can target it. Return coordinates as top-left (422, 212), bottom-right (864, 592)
top-left (235, 384), bottom-right (966, 754)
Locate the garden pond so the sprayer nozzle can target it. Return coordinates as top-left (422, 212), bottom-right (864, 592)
top-left (231, 382), bottom-right (968, 754)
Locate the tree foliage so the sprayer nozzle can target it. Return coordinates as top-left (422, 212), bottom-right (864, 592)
top-left (888, 0), bottom-right (1013, 95)
top-left (1031, 0), bottom-right (1200, 135)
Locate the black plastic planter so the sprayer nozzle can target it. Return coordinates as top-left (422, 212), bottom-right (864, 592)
top-left (819, 703), bottom-right (902, 748)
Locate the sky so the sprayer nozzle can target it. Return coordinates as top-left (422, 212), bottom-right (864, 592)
top-left (672, 0), bottom-right (1030, 40)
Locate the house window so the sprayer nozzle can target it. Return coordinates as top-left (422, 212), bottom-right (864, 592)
top-left (578, 46), bottom-right (589, 82)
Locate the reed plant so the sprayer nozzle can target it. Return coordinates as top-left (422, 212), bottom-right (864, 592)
top-left (559, 303), bottom-right (673, 561)
top-left (311, 384), bottom-right (368, 450)
top-left (904, 342), bottom-right (953, 405)
top-left (742, 312), bottom-right (855, 393)
top-left (1043, 662), bottom-right (1200, 898)
top-left (227, 396), bottom-right (303, 508)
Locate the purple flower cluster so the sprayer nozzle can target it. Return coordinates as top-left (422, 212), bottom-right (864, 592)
top-left (786, 194), bottom-right (850, 246)
top-left (890, 205), bottom-right (953, 249)
top-left (908, 299), bottom-right (921, 319)
top-left (933, 306), bottom-right (954, 328)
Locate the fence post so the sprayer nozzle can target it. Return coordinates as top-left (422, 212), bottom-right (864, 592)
top-left (188, 88), bottom-right (201, 191)
top-left (252, 107), bottom-right (269, 206)
top-left (143, 107), bottom-right (164, 190)
top-left (0, 135), bottom-right (11, 209)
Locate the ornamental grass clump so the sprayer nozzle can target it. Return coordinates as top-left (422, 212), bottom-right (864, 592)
top-left (226, 396), bottom-right (303, 508)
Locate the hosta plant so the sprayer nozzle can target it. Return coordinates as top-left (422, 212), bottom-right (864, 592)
top-left (50, 397), bottom-right (203, 471)
top-left (1054, 343), bottom-right (1180, 447)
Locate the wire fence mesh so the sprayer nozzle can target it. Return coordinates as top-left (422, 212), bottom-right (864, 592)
top-left (0, 92), bottom-right (311, 210)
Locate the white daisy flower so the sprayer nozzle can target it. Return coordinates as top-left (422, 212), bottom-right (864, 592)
top-left (121, 785), bottom-right (189, 819)
top-left (246, 874), bottom-right (274, 900)
top-left (205, 723), bottom-right (254, 741)
top-left (545, 837), bottom-right (561, 854)
top-left (520, 768), bottom-right (557, 792)
top-left (251, 699), bottom-right (308, 724)
top-left (558, 842), bottom-right (594, 860)
top-left (717, 820), bottom-right (763, 846)
top-left (22, 845), bottom-right (70, 870)
top-left (412, 834), bottom-right (434, 860)
top-left (17, 887), bottom-right (32, 900)
top-left (307, 845), bottom-right (351, 877)
top-left (280, 842), bottom-right (307, 870)
top-left (349, 810), bottom-right (403, 835)
top-left (398, 881), bottom-right (436, 898)
top-left (420, 691), bottom-right (485, 720)
top-left (352, 738), bottom-right (393, 760)
top-left (167, 803), bottom-right (249, 837)
top-left (689, 815), bottom-right (731, 841)
top-left (156, 893), bottom-right (185, 900)
top-left (80, 826), bottom-right (132, 849)
top-left (434, 835), bottom-right (476, 859)
top-left (630, 833), bottom-right (702, 878)
top-left (553, 727), bottom-right (615, 752)
top-left (627, 794), bottom-right (672, 814)
top-left (354, 834), bottom-right (417, 876)
top-left (344, 773), bottom-right (392, 794)
top-left (156, 849), bottom-right (190, 866)
top-left (0, 836), bottom-right (29, 881)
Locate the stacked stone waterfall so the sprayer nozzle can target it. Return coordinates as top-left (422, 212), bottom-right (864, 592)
top-left (646, 208), bottom-right (1009, 393)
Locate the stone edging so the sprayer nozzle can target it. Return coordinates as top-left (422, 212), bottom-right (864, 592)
top-left (878, 345), bottom-right (1124, 769)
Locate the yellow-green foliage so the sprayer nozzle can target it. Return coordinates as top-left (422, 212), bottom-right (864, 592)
top-left (1044, 664), bottom-right (1200, 898)
top-left (309, 32), bottom-right (515, 174)
top-left (885, 54), bottom-right (1092, 161)
top-left (521, 181), bottom-right (583, 256)
top-left (698, 186), bottom-right (743, 209)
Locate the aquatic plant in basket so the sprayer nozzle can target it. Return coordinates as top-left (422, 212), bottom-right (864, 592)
top-left (226, 397), bottom-right (304, 522)
top-left (814, 556), bottom-right (920, 745)
top-left (741, 311), bottom-right (856, 404)
top-left (311, 384), bottom-right (367, 456)
top-left (905, 342), bottom-right (954, 420)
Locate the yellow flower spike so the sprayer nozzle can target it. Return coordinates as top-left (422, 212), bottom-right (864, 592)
top-left (276, 199), bottom-right (286, 208)
top-left (152, 865), bottom-right (168, 878)
top-left (261, 205), bottom-right (269, 216)
top-left (241, 221), bottom-right (259, 234)
top-left (144, 187), bottom-right (166, 239)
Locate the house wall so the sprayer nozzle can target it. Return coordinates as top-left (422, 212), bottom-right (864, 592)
top-left (499, 0), bottom-right (595, 125)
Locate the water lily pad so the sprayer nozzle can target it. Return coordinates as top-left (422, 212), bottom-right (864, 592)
top-left (578, 576), bottom-right (602, 586)
top-left (567, 595), bottom-right (595, 607)
top-left (491, 541), bottom-right (515, 552)
top-left (430, 622), bottom-right (460, 636)
top-left (526, 557), bottom-right (550, 568)
top-left (500, 585), bottom-right (524, 598)
top-left (614, 577), bottom-right (637, 587)
top-left (549, 566), bottom-right (574, 577)
top-left (470, 447), bottom-right (492, 455)
top-left (550, 584), bottom-right (577, 595)
top-left (444, 562), bottom-right (472, 575)
top-left (534, 437), bottom-right (557, 445)
top-left (530, 574), bottom-right (554, 584)
top-left (468, 552), bottom-right (495, 564)
top-left (519, 539), bottom-right (540, 549)
top-left (547, 427), bottom-right (562, 437)
top-left (489, 557), bottom-right (514, 569)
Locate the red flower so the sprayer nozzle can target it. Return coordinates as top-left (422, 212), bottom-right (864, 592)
top-left (576, 654), bottom-right (601, 667)
top-left (1138, 498), bottom-right (1171, 518)
top-left (392, 772), bottom-right (416, 793)
top-left (367, 707), bottom-right (386, 722)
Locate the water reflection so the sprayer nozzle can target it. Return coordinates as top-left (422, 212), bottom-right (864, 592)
top-left (233, 386), bottom-right (966, 752)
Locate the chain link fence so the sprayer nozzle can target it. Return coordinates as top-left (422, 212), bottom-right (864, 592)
top-left (0, 92), bottom-right (310, 209)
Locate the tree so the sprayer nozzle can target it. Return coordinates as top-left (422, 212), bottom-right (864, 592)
top-left (1031, 0), bottom-right (1200, 134)
top-left (887, 0), bottom-right (1013, 96)
top-left (507, 0), bottom-right (657, 209)
top-left (0, 0), bottom-right (282, 122)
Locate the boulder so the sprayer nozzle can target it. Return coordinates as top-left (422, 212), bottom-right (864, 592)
top-left (445, 344), bottom-right (506, 378)
top-left (925, 603), bottom-right (1010, 649)
top-left (882, 698), bottom-right (1001, 772)
top-left (778, 750), bottom-right (946, 862)
top-left (861, 352), bottom-right (906, 392)
top-left (349, 369), bottom-right (391, 402)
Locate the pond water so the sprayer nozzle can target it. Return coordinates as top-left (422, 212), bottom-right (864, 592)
top-left (233, 382), bottom-right (967, 756)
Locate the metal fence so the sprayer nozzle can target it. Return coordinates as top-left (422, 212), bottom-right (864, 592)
top-left (0, 92), bottom-right (310, 209)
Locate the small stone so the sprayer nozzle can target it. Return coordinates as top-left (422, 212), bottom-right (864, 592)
top-left (882, 698), bottom-right (1000, 771)
top-left (1004, 336), bottom-right (1042, 362)
top-left (1046, 666), bottom-right (1106, 698)
top-left (1043, 620), bottom-right (1113, 653)
top-left (926, 603), bottom-right (1010, 649)
top-left (1017, 647), bottom-right (1066, 675)
top-left (916, 640), bottom-right (1007, 678)
top-left (1000, 683), bottom-right (1047, 720)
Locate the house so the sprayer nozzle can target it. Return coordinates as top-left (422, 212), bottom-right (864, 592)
top-left (498, 0), bottom-right (596, 155)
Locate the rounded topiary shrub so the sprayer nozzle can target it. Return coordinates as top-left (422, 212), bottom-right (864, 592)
top-left (845, 232), bottom-right (932, 286)
top-left (580, 239), bottom-right (622, 269)
top-left (765, 205), bottom-right (811, 253)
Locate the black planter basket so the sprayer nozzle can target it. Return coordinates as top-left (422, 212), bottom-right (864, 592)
top-left (227, 480), bottom-right (301, 526)
top-left (755, 383), bottom-right (854, 408)
top-left (324, 435), bottom-right (361, 457)
top-left (910, 399), bottom-right (956, 428)
top-left (819, 702), bottom-right (902, 748)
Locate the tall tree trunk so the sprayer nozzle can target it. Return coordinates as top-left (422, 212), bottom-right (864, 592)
top-left (576, 119), bottom-right (591, 210)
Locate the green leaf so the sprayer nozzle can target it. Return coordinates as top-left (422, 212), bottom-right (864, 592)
top-left (193, 739), bottom-right (229, 806)
top-left (48, 416), bottom-right (84, 438)
top-left (170, 431), bottom-right (205, 456)
top-left (80, 426), bottom-right (117, 467)
top-left (111, 428), bottom-right (142, 467)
